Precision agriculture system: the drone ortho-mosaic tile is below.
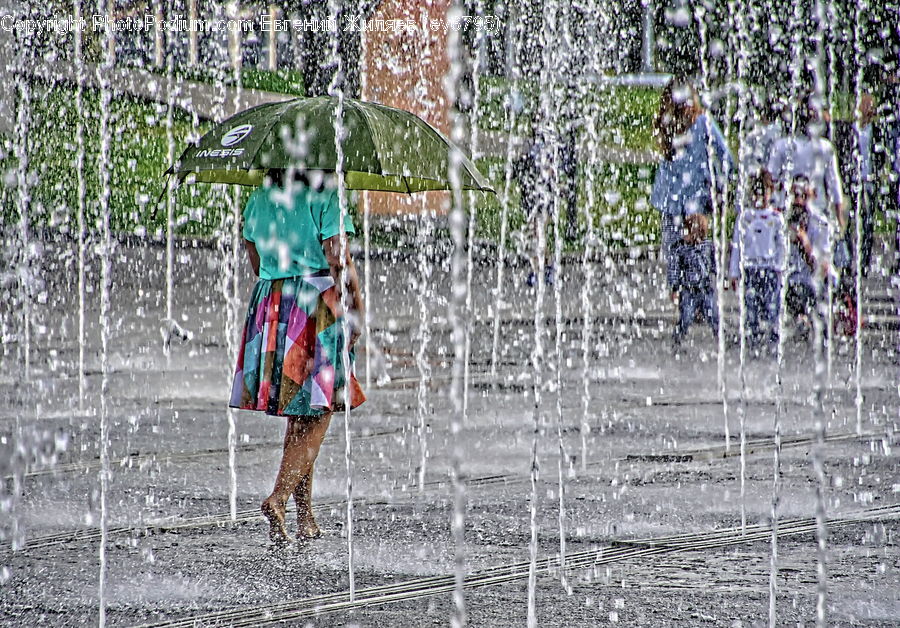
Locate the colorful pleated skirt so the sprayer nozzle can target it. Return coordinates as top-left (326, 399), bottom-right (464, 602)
top-left (229, 273), bottom-right (366, 417)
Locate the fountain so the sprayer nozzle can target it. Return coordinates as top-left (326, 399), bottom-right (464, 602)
top-left (0, 2), bottom-right (897, 626)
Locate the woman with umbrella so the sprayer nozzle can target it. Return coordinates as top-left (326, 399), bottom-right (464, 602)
top-left (229, 167), bottom-right (366, 542)
top-left (167, 95), bottom-right (494, 543)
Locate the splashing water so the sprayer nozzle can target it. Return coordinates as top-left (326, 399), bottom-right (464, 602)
top-left (96, 5), bottom-right (115, 624)
top-left (462, 0), bottom-right (486, 421)
top-left (489, 5), bottom-right (524, 380)
top-left (415, 193), bottom-right (432, 491)
top-left (731, 0), bottom-right (751, 537)
top-left (325, 0), bottom-right (356, 600)
top-left (446, 4), bottom-right (469, 625)
top-left (0, 2), bottom-right (896, 626)
top-left (695, 6), bottom-right (730, 453)
top-left (851, 0), bottom-right (867, 438)
top-left (73, 0), bottom-right (87, 412)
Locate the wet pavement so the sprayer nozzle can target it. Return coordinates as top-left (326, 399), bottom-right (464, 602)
top-left (0, 234), bottom-right (898, 626)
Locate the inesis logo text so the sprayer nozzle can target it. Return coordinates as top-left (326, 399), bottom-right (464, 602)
top-left (221, 124), bottom-right (253, 146)
top-left (197, 124), bottom-right (253, 158)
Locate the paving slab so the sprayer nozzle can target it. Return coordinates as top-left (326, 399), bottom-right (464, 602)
top-left (0, 233), bottom-right (898, 626)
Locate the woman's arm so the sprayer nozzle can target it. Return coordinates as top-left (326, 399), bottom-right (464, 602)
top-left (244, 239), bottom-right (260, 277)
top-left (323, 234), bottom-right (363, 348)
top-left (825, 144), bottom-right (846, 230)
top-left (767, 140), bottom-right (786, 190)
top-left (793, 227), bottom-right (816, 270)
top-left (710, 118), bottom-right (737, 176)
top-left (728, 212), bottom-right (745, 281)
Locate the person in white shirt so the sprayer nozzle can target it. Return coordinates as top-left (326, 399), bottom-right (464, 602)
top-left (742, 93), bottom-right (785, 176)
top-left (729, 170), bottom-right (786, 352)
top-left (768, 96), bottom-right (846, 231)
top-left (785, 175), bottom-right (835, 342)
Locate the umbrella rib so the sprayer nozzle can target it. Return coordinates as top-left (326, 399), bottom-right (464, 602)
top-left (243, 98), bottom-right (305, 175)
top-left (167, 98), bottom-right (297, 181)
top-left (345, 99), bottom-right (385, 178)
top-left (352, 100), bottom-right (474, 190)
top-left (167, 96), bottom-right (494, 193)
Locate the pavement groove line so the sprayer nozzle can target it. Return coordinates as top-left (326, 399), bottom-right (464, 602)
top-left (10, 431), bottom-right (887, 551)
top-left (13, 497), bottom-right (387, 550)
top-left (618, 503), bottom-right (900, 546)
top-left (4, 428), bottom-right (404, 482)
top-left (624, 430), bottom-right (894, 462)
top-left (15, 468), bottom-right (518, 550)
top-left (129, 504), bottom-right (900, 627)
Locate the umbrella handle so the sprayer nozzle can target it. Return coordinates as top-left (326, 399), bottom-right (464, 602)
top-left (149, 174), bottom-right (174, 224)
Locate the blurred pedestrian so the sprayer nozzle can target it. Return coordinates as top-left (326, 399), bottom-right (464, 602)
top-left (729, 170), bottom-right (786, 353)
top-left (854, 92), bottom-right (878, 276)
top-left (767, 93), bottom-right (845, 231)
top-left (895, 125), bottom-right (900, 269)
top-left (514, 124), bottom-right (557, 287)
top-left (561, 123), bottom-right (580, 244)
top-left (651, 82), bottom-right (736, 266)
top-left (866, 70), bottom-right (900, 273)
top-left (668, 213), bottom-right (719, 349)
top-left (230, 168), bottom-right (366, 544)
top-left (785, 175), bottom-right (835, 343)
top-left (833, 91), bottom-right (879, 281)
top-left (741, 92), bottom-right (785, 176)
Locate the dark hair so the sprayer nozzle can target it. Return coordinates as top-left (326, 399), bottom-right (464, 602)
top-left (267, 168), bottom-right (312, 189)
top-left (763, 91), bottom-right (784, 123)
top-left (791, 173), bottom-right (811, 188)
top-left (793, 91), bottom-right (821, 132)
top-left (655, 82), bottom-right (701, 160)
top-left (788, 200), bottom-right (809, 227)
top-left (788, 174), bottom-right (813, 224)
top-left (684, 213), bottom-right (709, 241)
top-left (747, 169), bottom-right (774, 200)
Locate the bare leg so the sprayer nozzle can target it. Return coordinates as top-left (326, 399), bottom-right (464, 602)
top-left (293, 470), bottom-right (320, 539)
top-left (261, 413), bottom-right (333, 543)
top-left (527, 210), bottom-right (547, 286)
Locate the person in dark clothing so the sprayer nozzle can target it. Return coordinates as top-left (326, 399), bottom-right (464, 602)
top-left (870, 73), bottom-right (900, 272)
top-left (668, 213), bottom-right (719, 347)
top-left (560, 124), bottom-right (579, 243)
top-left (514, 128), bottom-right (556, 287)
top-left (833, 93), bottom-right (878, 278)
top-left (785, 175), bottom-right (835, 342)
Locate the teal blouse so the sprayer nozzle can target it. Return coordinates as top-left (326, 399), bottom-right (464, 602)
top-left (242, 183), bottom-right (356, 280)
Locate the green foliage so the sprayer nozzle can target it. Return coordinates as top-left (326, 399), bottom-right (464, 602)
top-left (0, 77), bottom-right (665, 249)
top-left (582, 162), bottom-right (660, 247)
top-left (0, 80), bottom-right (248, 239)
top-left (470, 157), bottom-right (661, 251)
top-left (476, 76), bottom-right (661, 153)
top-left (475, 75), bottom-right (537, 134)
top-left (591, 85), bottom-right (661, 151)
top-left (173, 66), bottom-right (306, 98)
top-left (470, 157), bottom-right (525, 242)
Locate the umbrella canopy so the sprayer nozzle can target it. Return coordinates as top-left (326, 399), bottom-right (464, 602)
top-left (166, 96), bottom-right (495, 194)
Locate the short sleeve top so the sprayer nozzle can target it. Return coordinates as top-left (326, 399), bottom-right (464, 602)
top-left (767, 136), bottom-right (844, 214)
top-left (242, 183), bottom-right (356, 280)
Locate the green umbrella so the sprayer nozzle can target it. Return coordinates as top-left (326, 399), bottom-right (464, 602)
top-left (165, 95), bottom-right (495, 194)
